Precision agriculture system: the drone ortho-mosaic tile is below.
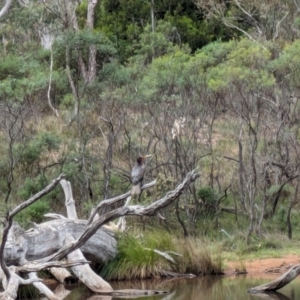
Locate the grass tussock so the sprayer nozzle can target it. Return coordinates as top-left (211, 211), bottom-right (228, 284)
top-left (100, 233), bottom-right (173, 280)
top-left (100, 230), bottom-right (223, 280)
top-left (175, 238), bottom-right (223, 275)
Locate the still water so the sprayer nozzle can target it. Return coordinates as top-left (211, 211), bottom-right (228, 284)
top-left (20, 275), bottom-right (300, 300)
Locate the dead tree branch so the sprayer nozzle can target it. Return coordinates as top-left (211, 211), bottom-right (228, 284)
top-left (248, 263), bottom-right (300, 293)
top-left (38, 170), bottom-right (200, 263)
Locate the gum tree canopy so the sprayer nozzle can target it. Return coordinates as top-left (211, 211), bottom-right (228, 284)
top-left (0, 170), bottom-right (200, 300)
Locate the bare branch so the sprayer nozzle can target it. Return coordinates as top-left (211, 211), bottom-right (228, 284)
top-left (88, 179), bottom-right (157, 224)
top-left (223, 19), bottom-right (267, 50)
top-left (248, 263), bottom-right (300, 293)
top-left (0, 0), bottom-right (13, 19)
top-left (223, 156), bottom-right (239, 163)
top-left (273, 11), bottom-right (289, 41)
top-left (47, 48), bottom-right (60, 118)
top-left (0, 174), bottom-right (64, 282)
top-left (233, 0), bottom-right (262, 36)
top-left (294, 0), bottom-right (300, 11)
top-left (10, 174), bottom-right (65, 218)
top-left (38, 170), bottom-right (200, 263)
top-left (15, 260), bottom-right (90, 273)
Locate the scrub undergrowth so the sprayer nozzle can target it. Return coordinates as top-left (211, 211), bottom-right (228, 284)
top-left (100, 230), bottom-right (223, 280)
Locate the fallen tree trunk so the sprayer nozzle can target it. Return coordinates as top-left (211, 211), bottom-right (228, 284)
top-left (48, 267), bottom-right (76, 284)
top-left (0, 169), bottom-right (200, 299)
top-left (4, 220), bottom-right (117, 266)
top-left (248, 263), bottom-right (300, 293)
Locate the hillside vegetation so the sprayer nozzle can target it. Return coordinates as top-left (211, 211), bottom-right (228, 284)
top-left (1, 0), bottom-right (300, 249)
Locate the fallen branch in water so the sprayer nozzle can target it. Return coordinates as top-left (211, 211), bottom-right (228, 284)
top-left (248, 263), bottom-right (300, 293)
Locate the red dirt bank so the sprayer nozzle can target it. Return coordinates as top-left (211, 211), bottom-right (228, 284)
top-left (224, 254), bottom-right (300, 275)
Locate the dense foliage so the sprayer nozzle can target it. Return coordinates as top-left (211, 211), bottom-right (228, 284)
top-left (1, 0), bottom-right (300, 244)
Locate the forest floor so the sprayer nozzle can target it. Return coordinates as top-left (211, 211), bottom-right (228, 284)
top-left (224, 254), bottom-right (300, 276)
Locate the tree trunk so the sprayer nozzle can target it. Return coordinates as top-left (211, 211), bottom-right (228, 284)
top-left (0, 169), bottom-right (200, 299)
top-left (4, 220), bottom-right (116, 266)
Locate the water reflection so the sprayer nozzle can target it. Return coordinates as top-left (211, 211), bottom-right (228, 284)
top-left (19, 274), bottom-right (300, 300)
top-left (250, 291), bottom-right (292, 300)
top-left (109, 275), bottom-right (300, 300)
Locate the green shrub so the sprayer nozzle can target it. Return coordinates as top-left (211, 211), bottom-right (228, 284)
top-left (100, 233), bottom-right (173, 280)
top-left (261, 239), bottom-right (283, 250)
top-left (198, 186), bottom-right (216, 203)
top-left (17, 284), bottom-right (40, 299)
top-left (100, 230), bottom-right (223, 279)
top-left (20, 132), bottom-right (61, 165)
top-left (18, 175), bottom-right (46, 200)
top-left (15, 200), bottom-right (50, 228)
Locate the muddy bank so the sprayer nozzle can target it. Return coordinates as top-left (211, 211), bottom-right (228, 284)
top-left (224, 254), bottom-right (300, 275)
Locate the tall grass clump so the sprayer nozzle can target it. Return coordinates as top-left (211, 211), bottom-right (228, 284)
top-left (100, 230), bottom-right (223, 280)
top-left (100, 231), bottom-right (175, 280)
top-left (174, 238), bottom-right (223, 275)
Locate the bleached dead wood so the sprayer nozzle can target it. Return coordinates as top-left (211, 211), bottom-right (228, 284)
top-left (4, 220), bottom-right (116, 265)
top-left (0, 170), bottom-right (199, 299)
top-left (0, 0), bottom-right (13, 19)
top-left (0, 173), bottom-right (114, 300)
top-left (0, 174), bottom-right (65, 299)
top-left (66, 236), bottom-right (112, 292)
top-left (248, 263), bottom-right (300, 293)
top-left (28, 272), bottom-right (58, 300)
top-left (60, 179), bottom-right (78, 219)
top-left (60, 180), bottom-right (113, 293)
top-left (36, 170), bottom-right (200, 265)
top-left (51, 284), bottom-right (72, 299)
top-left (16, 259), bottom-right (90, 273)
top-left (0, 271), bottom-right (42, 300)
top-left (171, 117), bottom-right (186, 139)
top-left (3, 222), bottom-right (90, 300)
top-left (48, 267), bottom-right (75, 284)
top-left (92, 195), bottom-right (132, 232)
top-left (88, 180), bottom-right (157, 224)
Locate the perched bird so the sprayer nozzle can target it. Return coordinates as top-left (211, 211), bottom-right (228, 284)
top-left (131, 155), bottom-right (151, 195)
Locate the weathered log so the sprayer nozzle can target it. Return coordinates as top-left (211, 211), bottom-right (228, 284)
top-left (48, 267), bottom-right (76, 284)
top-left (0, 270), bottom-right (42, 300)
top-left (0, 174), bottom-right (65, 282)
top-left (4, 220), bottom-right (116, 266)
top-left (248, 263), bottom-right (300, 293)
top-left (66, 236), bottom-right (113, 293)
top-left (39, 170), bottom-right (200, 264)
top-left (0, 170), bottom-right (199, 299)
top-left (28, 272), bottom-right (59, 300)
top-left (0, 174), bottom-right (66, 300)
top-left (3, 223), bottom-right (89, 300)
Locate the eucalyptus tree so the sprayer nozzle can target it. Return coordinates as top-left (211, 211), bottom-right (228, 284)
top-left (196, 0), bottom-right (300, 43)
top-left (199, 38), bottom-right (300, 240)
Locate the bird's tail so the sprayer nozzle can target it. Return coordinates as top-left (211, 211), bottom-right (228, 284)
top-left (131, 184), bottom-right (141, 195)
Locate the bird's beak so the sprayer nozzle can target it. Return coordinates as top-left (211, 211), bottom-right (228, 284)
top-left (144, 154), bottom-right (152, 158)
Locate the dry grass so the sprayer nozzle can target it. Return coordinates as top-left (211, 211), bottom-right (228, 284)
top-left (100, 231), bottom-right (223, 280)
